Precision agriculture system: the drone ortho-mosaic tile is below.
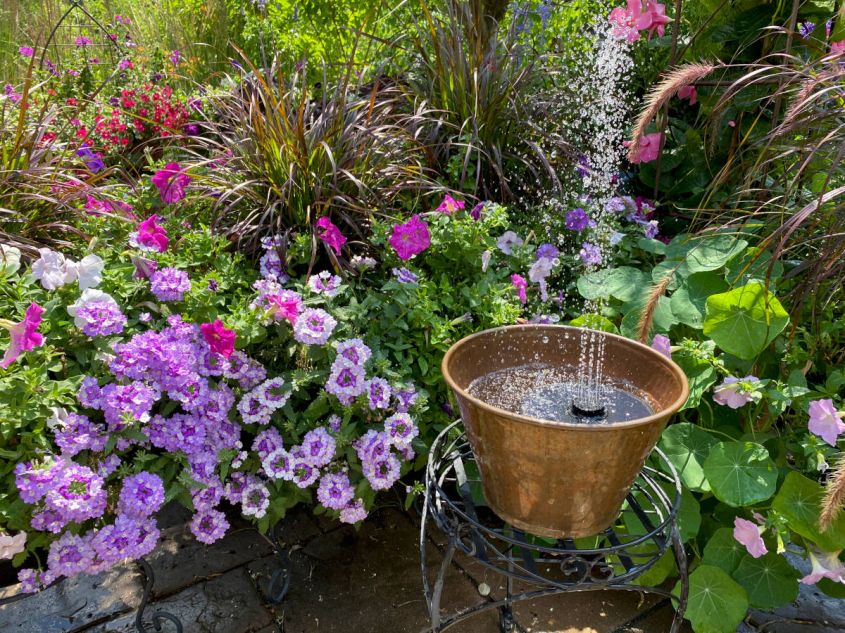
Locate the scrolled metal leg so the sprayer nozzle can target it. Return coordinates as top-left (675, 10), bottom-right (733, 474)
top-left (669, 525), bottom-right (688, 633)
top-left (429, 539), bottom-right (457, 632)
top-left (498, 604), bottom-right (515, 633)
top-left (135, 558), bottom-right (183, 633)
top-left (265, 523), bottom-right (292, 605)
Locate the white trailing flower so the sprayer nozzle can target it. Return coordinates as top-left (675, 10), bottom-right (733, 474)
top-left (31, 248), bottom-right (77, 290)
top-left (74, 254), bottom-right (105, 290)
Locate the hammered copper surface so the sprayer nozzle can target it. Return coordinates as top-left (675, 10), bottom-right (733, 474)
top-left (441, 325), bottom-right (689, 538)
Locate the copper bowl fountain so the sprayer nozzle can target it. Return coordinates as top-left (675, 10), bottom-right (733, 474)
top-left (441, 324), bottom-right (689, 538)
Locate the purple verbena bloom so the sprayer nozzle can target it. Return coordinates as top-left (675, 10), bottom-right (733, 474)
top-left (55, 413), bottom-right (107, 456)
top-left (149, 267), bottom-right (191, 302)
top-left (118, 472), bottom-right (164, 518)
top-left (252, 427), bottom-right (285, 460)
top-left (190, 509), bottom-right (229, 544)
top-left (364, 454), bottom-right (401, 491)
top-left (565, 208), bottom-right (591, 232)
top-left (317, 472), bottom-right (355, 510)
top-left (392, 267), bottom-right (418, 284)
top-left (47, 531), bottom-right (95, 579)
top-left (241, 481), bottom-right (270, 518)
top-left (334, 338), bottom-right (372, 367)
top-left (302, 427), bottom-right (336, 467)
top-left (339, 498), bottom-right (368, 524)
top-left (293, 308), bottom-right (336, 345)
top-left (368, 377), bottom-right (392, 410)
top-left (394, 385), bottom-right (418, 412)
top-left (579, 242), bottom-right (602, 266)
top-left (307, 270), bottom-right (342, 297)
top-left (45, 463), bottom-right (107, 525)
top-left (385, 413), bottom-right (419, 447)
top-left (799, 21), bottom-right (815, 39)
top-left (262, 448), bottom-right (293, 480)
top-left (325, 364), bottom-right (367, 405)
top-left (76, 301), bottom-right (127, 336)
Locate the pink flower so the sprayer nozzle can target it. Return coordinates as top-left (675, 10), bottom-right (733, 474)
top-left (831, 41), bottom-right (845, 55)
top-left (677, 84), bottom-right (697, 105)
top-left (641, 1), bottom-right (671, 38)
top-left (1, 303), bottom-right (44, 368)
top-left (316, 217), bottom-right (347, 256)
top-left (733, 517), bottom-right (767, 559)
top-left (609, 0), bottom-right (646, 42)
top-left (266, 293), bottom-right (302, 325)
top-left (389, 215), bottom-right (431, 261)
top-left (713, 375), bottom-right (759, 409)
top-left (808, 399), bottom-right (845, 446)
top-left (151, 163), bottom-right (191, 204)
top-left (135, 215), bottom-right (169, 252)
top-left (0, 532), bottom-right (26, 560)
top-left (651, 334), bottom-right (671, 359)
top-left (19, 47), bottom-right (34, 58)
top-left (626, 132), bottom-right (663, 164)
top-left (200, 320), bottom-right (236, 358)
top-left (511, 274), bottom-right (528, 305)
top-left (609, 1), bottom-right (670, 41)
top-left (436, 194), bottom-right (465, 215)
top-left (801, 548), bottom-right (845, 585)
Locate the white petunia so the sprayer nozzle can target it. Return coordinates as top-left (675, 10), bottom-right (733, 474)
top-left (0, 532), bottom-right (26, 560)
top-left (0, 245), bottom-right (21, 277)
top-left (31, 248), bottom-right (77, 290)
top-left (496, 231), bottom-right (523, 255)
top-left (75, 254), bottom-right (105, 290)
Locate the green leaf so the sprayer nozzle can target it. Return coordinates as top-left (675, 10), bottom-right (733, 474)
top-left (732, 552), bottom-right (799, 609)
top-left (659, 423), bottom-right (718, 492)
top-left (620, 295), bottom-right (677, 338)
top-left (703, 441), bottom-right (778, 507)
top-left (665, 235), bottom-right (748, 272)
top-left (673, 351), bottom-right (718, 411)
top-left (670, 272), bottom-right (728, 329)
top-left (703, 282), bottom-right (789, 359)
top-left (703, 528), bottom-right (747, 575)
top-left (569, 314), bottom-right (618, 333)
top-left (676, 565), bottom-right (748, 633)
top-left (724, 247), bottom-right (784, 286)
top-left (576, 266), bottom-right (650, 302)
top-left (771, 471), bottom-right (845, 551)
top-left (632, 549), bottom-right (676, 586)
top-left (637, 237), bottom-right (666, 255)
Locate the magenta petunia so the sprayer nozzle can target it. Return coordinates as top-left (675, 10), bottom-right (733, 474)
top-left (436, 194), bottom-right (465, 215)
top-left (511, 274), bottom-right (527, 305)
top-left (134, 215), bottom-right (169, 252)
top-left (1, 303), bottom-right (44, 368)
top-left (201, 320), bottom-right (236, 359)
top-left (389, 215), bottom-right (430, 261)
top-left (316, 216), bottom-right (347, 255)
top-left (151, 163), bottom-right (191, 204)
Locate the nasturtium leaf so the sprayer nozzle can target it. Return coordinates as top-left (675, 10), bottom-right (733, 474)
top-left (671, 272), bottom-right (729, 329)
top-left (732, 552), bottom-right (799, 609)
top-left (651, 260), bottom-right (683, 289)
top-left (724, 247), bottom-right (784, 286)
top-left (620, 294), bottom-right (678, 338)
top-left (675, 565), bottom-right (748, 633)
top-left (818, 577), bottom-right (845, 599)
top-left (576, 266), bottom-right (649, 302)
top-left (703, 441), bottom-right (778, 507)
top-left (632, 549), bottom-right (676, 586)
top-left (637, 237), bottom-right (666, 255)
top-left (703, 527), bottom-right (747, 575)
top-left (703, 282), bottom-right (790, 359)
top-left (659, 423), bottom-right (718, 492)
top-left (772, 471), bottom-right (845, 551)
top-left (665, 234), bottom-right (747, 271)
top-left (673, 352), bottom-right (718, 411)
top-left (569, 314), bottom-right (618, 333)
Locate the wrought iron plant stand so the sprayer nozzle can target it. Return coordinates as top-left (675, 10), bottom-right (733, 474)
top-left (420, 421), bottom-right (689, 633)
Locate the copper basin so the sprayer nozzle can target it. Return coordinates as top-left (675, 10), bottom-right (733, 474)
top-left (441, 325), bottom-right (689, 538)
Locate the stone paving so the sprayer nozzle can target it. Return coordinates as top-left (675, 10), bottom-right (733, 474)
top-left (0, 503), bottom-right (841, 633)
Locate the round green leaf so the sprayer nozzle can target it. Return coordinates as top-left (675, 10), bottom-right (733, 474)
top-left (703, 441), bottom-right (778, 507)
top-left (703, 527), bottom-right (747, 575)
top-left (620, 295), bottom-right (678, 338)
top-left (675, 565), bottom-right (748, 633)
top-left (659, 423), bottom-right (718, 492)
top-left (732, 552), bottom-right (799, 609)
top-left (576, 266), bottom-right (649, 302)
top-left (725, 247), bottom-right (784, 286)
top-left (703, 282), bottom-right (790, 360)
top-left (670, 272), bottom-right (728, 329)
top-left (683, 236), bottom-right (748, 273)
top-left (569, 314), bottom-right (618, 333)
top-left (772, 471), bottom-right (845, 551)
top-left (673, 351), bottom-right (718, 411)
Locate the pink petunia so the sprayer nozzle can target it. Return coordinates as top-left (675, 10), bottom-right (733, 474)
top-left (677, 84), bottom-right (697, 105)
top-left (625, 132), bottom-right (663, 164)
top-left (609, 0), bottom-right (646, 42)
top-left (651, 334), bottom-right (671, 359)
top-left (801, 548), bottom-right (845, 585)
top-left (1, 303), bottom-right (44, 368)
top-left (315, 217), bottom-right (347, 256)
top-left (733, 517), bottom-right (767, 559)
top-left (831, 41), bottom-right (845, 55)
top-left (808, 399), bottom-right (845, 446)
top-left (511, 274), bottom-right (528, 305)
top-left (266, 293), bottom-right (302, 325)
top-left (135, 215), bottom-right (169, 252)
top-left (713, 375), bottom-right (759, 409)
top-left (641, 0), bottom-right (671, 38)
top-left (389, 215), bottom-right (431, 261)
top-left (200, 320), bottom-right (236, 358)
top-left (151, 163), bottom-right (191, 204)
top-left (436, 194), bottom-right (465, 215)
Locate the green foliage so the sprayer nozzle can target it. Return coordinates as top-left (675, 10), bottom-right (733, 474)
top-left (677, 565), bottom-right (749, 633)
